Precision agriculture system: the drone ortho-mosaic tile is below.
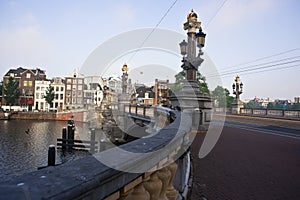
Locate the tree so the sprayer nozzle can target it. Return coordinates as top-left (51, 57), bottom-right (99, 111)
top-left (3, 76), bottom-right (20, 108)
top-left (211, 85), bottom-right (234, 108)
top-left (170, 70), bottom-right (209, 94)
top-left (44, 85), bottom-right (55, 110)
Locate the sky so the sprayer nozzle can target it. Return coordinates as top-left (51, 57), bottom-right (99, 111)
top-left (0, 0), bottom-right (300, 101)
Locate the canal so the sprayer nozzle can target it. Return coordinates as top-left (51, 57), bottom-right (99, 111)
top-left (0, 119), bottom-right (102, 183)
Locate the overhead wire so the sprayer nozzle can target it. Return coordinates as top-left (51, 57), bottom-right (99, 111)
top-left (218, 48), bottom-right (300, 71)
top-left (207, 55), bottom-right (300, 77)
top-left (126, 0), bottom-right (179, 63)
top-left (205, 0), bottom-right (228, 27)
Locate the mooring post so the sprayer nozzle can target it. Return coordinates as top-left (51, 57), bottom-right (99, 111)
top-left (62, 127), bottom-right (67, 150)
top-left (67, 123), bottom-right (75, 149)
top-left (48, 145), bottom-right (56, 166)
top-left (90, 129), bottom-right (96, 153)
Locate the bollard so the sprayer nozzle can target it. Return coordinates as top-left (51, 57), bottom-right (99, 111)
top-left (48, 145), bottom-right (56, 166)
top-left (67, 124), bottom-right (75, 149)
top-left (62, 127), bottom-right (67, 150)
top-left (90, 129), bottom-right (96, 153)
top-left (100, 139), bottom-right (106, 152)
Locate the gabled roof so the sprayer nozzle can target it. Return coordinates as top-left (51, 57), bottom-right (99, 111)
top-left (4, 67), bottom-right (46, 78)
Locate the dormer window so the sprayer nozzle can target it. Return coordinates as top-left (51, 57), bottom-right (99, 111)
top-left (26, 73), bottom-right (31, 79)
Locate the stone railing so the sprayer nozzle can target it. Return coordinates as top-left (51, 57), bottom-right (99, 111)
top-left (240, 108), bottom-right (300, 119)
top-left (0, 106), bottom-right (193, 200)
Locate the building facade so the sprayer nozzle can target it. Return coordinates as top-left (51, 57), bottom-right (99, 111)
top-left (51, 77), bottom-right (65, 112)
top-left (34, 80), bottom-right (51, 111)
top-left (65, 70), bottom-right (84, 109)
top-left (2, 67), bottom-right (46, 111)
top-left (84, 76), bottom-right (104, 108)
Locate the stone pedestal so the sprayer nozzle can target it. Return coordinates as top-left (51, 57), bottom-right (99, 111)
top-left (231, 99), bottom-right (244, 114)
top-left (169, 80), bottom-right (212, 131)
top-left (115, 93), bottom-right (131, 132)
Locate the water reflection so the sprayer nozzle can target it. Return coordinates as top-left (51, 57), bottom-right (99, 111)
top-left (0, 119), bottom-right (99, 183)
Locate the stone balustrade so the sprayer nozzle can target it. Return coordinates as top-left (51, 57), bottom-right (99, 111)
top-left (0, 108), bottom-right (193, 200)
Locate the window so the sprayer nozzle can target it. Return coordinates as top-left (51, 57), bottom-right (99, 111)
top-left (67, 85), bottom-right (71, 90)
top-left (55, 94), bottom-right (59, 100)
top-left (26, 73), bottom-right (31, 79)
top-left (77, 98), bottom-right (82, 104)
top-left (56, 87), bottom-right (59, 91)
top-left (78, 85), bottom-right (82, 90)
top-left (73, 79), bottom-right (77, 84)
top-left (60, 94), bottom-right (63, 100)
top-left (28, 81), bottom-right (32, 87)
top-left (67, 79), bottom-right (71, 83)
top-left (36, 86), bottom-right (40, 91)
top-left (72, 85), bottom-right (76, 90)
top-left (23, 81), bottom-right (28, 86)
top-left (78, 79), bottom-right (83, 84)
top-left (41, 87), bottom-right (45, 91)
top-left (61, 87), bottom-right (64, 91)
top-left (78, 91), bottom-right (82, 97)
top-left (72, 98), bottom-right (76, 103)
top-left (55, 102), bottom-right (58, 108)
top-left (36, 93), bottom-right (40, 99)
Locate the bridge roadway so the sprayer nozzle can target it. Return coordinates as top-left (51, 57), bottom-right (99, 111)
top-left (190, 116), bottom-right (300, 199)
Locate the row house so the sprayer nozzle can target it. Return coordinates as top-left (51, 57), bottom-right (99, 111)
top-left (84, 76), bottom-right (104, 108)
top-left (51, 77), bottom-right (65, 112)
top-left (65, 70), bottom-right (84, 109)
top-left (2, 67), bottom-right (47, 111)
top-left (34, 80), bottom-right (51, 111)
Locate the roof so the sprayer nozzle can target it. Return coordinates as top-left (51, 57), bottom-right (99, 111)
top-left (4, 67), bottom-right (46, 79)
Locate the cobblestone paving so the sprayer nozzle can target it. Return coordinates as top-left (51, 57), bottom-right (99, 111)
top-left (190, 125), bottom-right (300, 200)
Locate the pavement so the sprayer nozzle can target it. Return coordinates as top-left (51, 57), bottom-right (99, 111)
top-left (190, 119), bottom-right (300, 200)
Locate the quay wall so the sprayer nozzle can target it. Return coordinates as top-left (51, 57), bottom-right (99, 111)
top-left (9, 110), bottom-right (87, 122)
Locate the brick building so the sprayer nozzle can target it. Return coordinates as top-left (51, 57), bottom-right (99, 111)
top-left (2, 67), bottom-right (46, 111)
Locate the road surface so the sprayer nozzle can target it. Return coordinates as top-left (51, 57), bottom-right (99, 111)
top-left (190, 121), bottom-right (300, 200)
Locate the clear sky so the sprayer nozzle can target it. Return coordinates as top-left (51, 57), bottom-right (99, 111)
top-left (0, 0), bottom-right (300, 101)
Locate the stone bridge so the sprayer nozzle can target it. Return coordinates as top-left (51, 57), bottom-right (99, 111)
top-left (0, 105), bottom-right (195, 200)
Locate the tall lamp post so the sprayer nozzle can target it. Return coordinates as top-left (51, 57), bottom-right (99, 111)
top-left (121, 64), bottom-right (128, 94)
top-left (232, 75), bottom-right (244, 114)
top-left (169, 9), bottom-right (212, 131)
top-left (232, 75), bottom-right (243, 101)
top-left (179, 9), bottom-right (206, 85)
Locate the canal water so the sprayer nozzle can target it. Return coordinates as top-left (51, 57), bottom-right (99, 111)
top-left (0, 119), bottom-right (103, 183)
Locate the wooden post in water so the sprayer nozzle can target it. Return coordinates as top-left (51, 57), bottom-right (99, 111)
top-left (67, 123), bottom-right (74, 149)
top-left (90, 128), bottom-right (96, 154)
top-left (62, 127), bottom-right (67, 150)
top-left (48, 145), bottom-right (56, 166)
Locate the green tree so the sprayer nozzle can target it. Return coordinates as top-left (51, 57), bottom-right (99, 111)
top-left (170, 70), bottom-right (209, 94)
top-left (44, 85), bottom-right (54, 110)
top-left (3, 76), bottom-right (20, 108)
top-left (211, 86), bottom-right (234, 108)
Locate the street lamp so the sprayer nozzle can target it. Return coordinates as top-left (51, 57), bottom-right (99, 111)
top-left (196, 30), bottom-right (206, 47)
top-left (232, 75), bottom-right (243, 100)
top-left (179, 40), bottom-right (188, 56)
top-left (181, 9), bottom-right (205, 82)
top-left (121, 64), bottom-right (128, 94)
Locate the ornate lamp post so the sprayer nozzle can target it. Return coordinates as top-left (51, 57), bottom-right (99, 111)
top-left (232, 75), bottom-right (243, 101)
top-left (169, 9), bottom-right (212, 131)
top-left (121, 64), bottom-right (128, 94)
top-left (179, 9), bottom-right (206, 85)
top-left (231, 75), bottom-right (244, 114)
